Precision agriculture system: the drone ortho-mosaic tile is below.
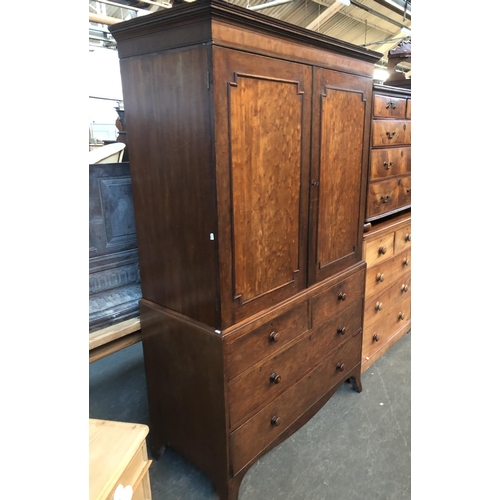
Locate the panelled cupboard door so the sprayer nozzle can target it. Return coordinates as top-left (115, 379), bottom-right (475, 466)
top-left (308, 67), bottom-right (372, 285)
top-left (212, 47), bottom-right (312, 328)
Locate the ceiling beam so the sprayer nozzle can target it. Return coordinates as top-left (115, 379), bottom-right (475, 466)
top-left (89, 12), bottom-right (123, 24)
top-left (306, 1), bottom-right (344, 31)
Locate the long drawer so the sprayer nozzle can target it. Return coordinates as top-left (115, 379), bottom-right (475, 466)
top-left (372, 120), bottom-right (411, 147)
top-left (365, 249), bottom-right (410, 298)
top-left (366, 177), bottom-right (411, 218)
top-left (230, 331), bottom-right (362, 475)
top-left (364, 273), bottom-right (410, 326)
top-left (228, 299), bottom-right (363, 428)
top-left (370, 147), bottom-right (411, 180)
top-left (363, 295), bottom-right (411, 361)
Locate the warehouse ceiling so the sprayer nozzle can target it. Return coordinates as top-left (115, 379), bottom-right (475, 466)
top-left (88, 0), bottom-right (411, 80)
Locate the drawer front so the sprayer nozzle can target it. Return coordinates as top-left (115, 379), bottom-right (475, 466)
top-left (373, 95), bottom-right (407, 119)
top-left (107, 441), bottom-right (150, 500)
top-left (363, 295), bottom-right (411, 360)
top-left (394, 223), bottom-right (412, 253)
top-left (365, 250), bottom-right (410, 297)
top-left (363, 272), bottom-right (410, 326)
top-left (228, 299), bottom-right (363, 427)
top-left (372, 120), bottom-right (411, 146)
top-left (310, 268), bottom-right (365, 328)
top-left (230, 331), bottom-right (362, 474)
top-left (406, 99), bottom-right (411, 119)
top-left (364, 232), bottom-right (395, 268)
top-left (366, 179), bottom-right (400, 217)
top-left (225, 302), bottom-right (309, 380)
top-left (370, 147), bottom-right (411, 180)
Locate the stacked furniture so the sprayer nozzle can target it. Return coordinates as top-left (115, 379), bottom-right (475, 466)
top-left (361, 84), bottom-right (411, 371)
top-left (110, 1), bottom-right (381, 499)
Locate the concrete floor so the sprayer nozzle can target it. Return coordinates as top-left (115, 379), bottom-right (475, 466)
top-left (89, 331), bottom-right (410, 500)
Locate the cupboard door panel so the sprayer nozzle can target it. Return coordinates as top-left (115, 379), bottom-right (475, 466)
top-left (213, 47), bottom-right (312, 327)
top-left (309, 67), bottom-right (371, 284)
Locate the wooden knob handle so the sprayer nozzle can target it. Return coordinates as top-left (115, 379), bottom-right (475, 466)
top-left (269, 331), bottom-right (279, 343)
top-left (375, 302), bottom-right (383, 311)
top-left (373, 333), bottom-right (380, 342)
top-left (379, 246), bottom-right (387, 255)
top-left (338, 292), bottom-right (346, 301)
top-left (376, 273), bottom-right (385, 282)
top-left (336, 362), bottom-right (345, 372)
top-left (405, 233), bottom-right (411, 242)
top-left (401, 284), bottom-right (408, 293)
top-left (270, 372), bottom-right (281, 384)
top-left (398, 312), bottom-right (405, 320)
top-left (337, 326), bottom-right (346, 335)
top-left (271, 415), bottom-right (281, 427)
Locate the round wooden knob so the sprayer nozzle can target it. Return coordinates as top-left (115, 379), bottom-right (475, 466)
top-left (337, 326), bottom-right (346, 335)
top-left (398, 312), bottom-right (405, 320)
top-left (375, 302), bottom-right (383, 311)
top-left (379, 246), bottom-right (387, 255)
top-left (270, 372), bottom-right (281, 384)
top-left (373, 333), bottom-right (380, 342)
top-left (336, 362), bottom-right (345, 372)
top-left (271, 415), bottom-right (281, 427)
top-left (338, 292), bottom-right (346, 301)
top-left (269, 331), bottom-right (279, 343)
top-left (401, 284), bottom-right (408, 293)
top-left (405, 233), bottom-right (411, 242)
top-left (403, 258), bottom-right (409, 266)
top-left (376, 273), bottom-right (385, 282)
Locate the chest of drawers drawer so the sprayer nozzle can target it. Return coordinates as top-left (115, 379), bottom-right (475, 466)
top-left (224, 301), bottom-right (309, 380)
top-left (373, 94), bottom-right (407, 119)
top-left (228, 299), bottom-right (363, 428)
top-left (363, 295), bottom-right (411, 361)
top-left (230, 331), bottom-right (362, 475)
top-left (363, 272), bottom-right (410, 326)
top-left (372, 120), bottom-right (411, 147)
top-left (365, 249), bottom-right (410, 298)
top-left (310, 267), bottom-right (365, 328)
top-left (366, 177), bottom-right (411, 218)
top-left (370, 147), bottom-right (411, 181)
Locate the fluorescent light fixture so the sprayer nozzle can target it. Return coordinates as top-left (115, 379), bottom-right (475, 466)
top-left (400, 26), bottom-right (411, 35)
top-left (337, 0), bottom-right (351, 6)
top-left (373, 68), bottom-right (389, 81)
top-left (247, 0), bottom-right (294, 11)
top-left (384, 0), bottom-right (411, 16)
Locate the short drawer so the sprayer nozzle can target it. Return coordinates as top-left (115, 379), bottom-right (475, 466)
top-left (398, 175), bottom-right (411, 208)
top-left (370, 147), bottom-right (411, 181)
top-left (310, 268), bottom-right (365, 328)
top-left (230, 331), bottom-right (362, 474)
top-left (395, 223), bottom-right (412, 253)
top-left (364, 231), bottom-right (395, 268)
top-left (366, 179), bottom-right (400, 217)
top-left (362, 295), bottom-right (411, 361)
top-left (365, 250), bottom-right (411, 297)
top-left (372, 120), bottom-right (411, 147)
top-left (373, 95), bottom-right (407, 119)
top-left (228, 299), bottom-right (363, 427)
top-left (406, 99), bottom-right (411, 119)
top-left (224, 301), bottom-right (309, 380)
top-left (363, 272), bottom-right (410, 326)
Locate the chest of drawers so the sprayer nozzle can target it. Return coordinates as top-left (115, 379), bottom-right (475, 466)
top-left (361, 213), bottom-right (411, 371)
top-left (366, 85), bottom-right (411, 222)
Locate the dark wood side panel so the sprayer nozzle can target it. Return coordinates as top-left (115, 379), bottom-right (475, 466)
top-left (213, 46), bottom-right (312, 328)
top-left (309, 67), bottom-right (372, 285)
top-left (139, 299), bottom-right (229, 485)
top-left (119, 45), bottom-right (220, 327)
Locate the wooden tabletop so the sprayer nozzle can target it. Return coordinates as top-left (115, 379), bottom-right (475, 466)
top-left (89, 419), bottom-right (150, 500)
